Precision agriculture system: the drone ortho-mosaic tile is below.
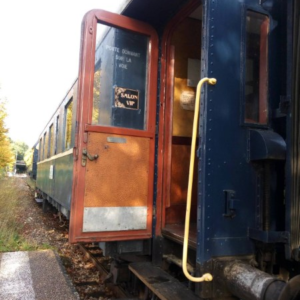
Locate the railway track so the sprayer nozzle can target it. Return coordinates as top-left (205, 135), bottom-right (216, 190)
top-left (77, 243), bottom-right (131, 299)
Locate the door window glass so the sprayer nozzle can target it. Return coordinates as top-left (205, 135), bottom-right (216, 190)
top-left (245, 11), bottom-right (269, 124)
top-left (92, 23), bottom-right (149, 130)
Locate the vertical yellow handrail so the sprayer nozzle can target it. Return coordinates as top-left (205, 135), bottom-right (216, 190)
top-left (182, 77), bottom-right (216, 282)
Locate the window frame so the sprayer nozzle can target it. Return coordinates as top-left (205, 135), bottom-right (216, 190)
top-left (242, 9), bottom-right (270, 128)
top-left (55, 115), bottom-right (59, 155)
top-left (48, 123), bottom-right (54, 157)
top-left (43, 132), bottom-right (47, 160)
top-left (64, 97), bottom-right (73, 151)
top-left (38, 138), bottom-right (42, 162)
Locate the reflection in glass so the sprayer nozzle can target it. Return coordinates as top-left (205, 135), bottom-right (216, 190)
top-left (64, 99), bottom-right (73, 150)
top-left (55, 115), bottom-right (59, 155)
top-left (38, 138), bottom-right (42, 161)
top-left (49, 124), bottom-right (54, 157)
top-left (245, 11), bottom-right (269, 124)
top-left (92, 23), bottom-right (149, 130)
top-left (43, 132), bottom-right (47, 160)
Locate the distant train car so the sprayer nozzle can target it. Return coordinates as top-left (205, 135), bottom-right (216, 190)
top-left (29, 142), bottom-right (39, 179)
top-left (36, 0), bottom-right (300, 299)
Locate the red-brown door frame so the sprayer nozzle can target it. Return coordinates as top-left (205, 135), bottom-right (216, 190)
top-left (155, 0), bottom-right (202, 236)
top-left (69, 9), bottom-right (158, 243)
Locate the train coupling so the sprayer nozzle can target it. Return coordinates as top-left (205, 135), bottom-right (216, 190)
top-left (223, 261), bottom-right (300, 300)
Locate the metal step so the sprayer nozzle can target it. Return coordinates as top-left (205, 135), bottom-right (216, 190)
top-left (163, 254), bottom-right (195, 274)
top-left (129, 262), bottom-right (199, 300)
top-left (35, 198), bottom-right (43, 203)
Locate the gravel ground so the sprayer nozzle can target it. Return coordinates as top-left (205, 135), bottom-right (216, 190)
top-left (18, 177), bottom-right (113, 300)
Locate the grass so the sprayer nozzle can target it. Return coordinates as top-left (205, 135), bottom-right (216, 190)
top-left (0, 176), bottom-right (50, 252)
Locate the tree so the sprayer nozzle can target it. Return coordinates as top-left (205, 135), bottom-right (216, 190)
top-left (0, 98), bottom-right (14, 170)
top-left (24, 148), bottom-right (33, 172)
top-left (0, 99), bottom-right (8, 142)
top-left (0, 138), bottom-right (14, 169)
top-left (11, 141), bottom-right (29, 161)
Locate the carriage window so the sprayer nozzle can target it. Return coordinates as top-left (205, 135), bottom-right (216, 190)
top-left (245, 11), bottom-right (269, 124)
top-left (64, 99), bottom-right (73, 150)
top-left (43, 132), bottom-right (47, 160)
top-left (92, 23), bottom-right (149, 130)
top-left (38, 138), bottom-right (42, 162)
top-left (55, 115), bottom-right (59, 155)
top-left (49, 124), bottom-right (54, 157)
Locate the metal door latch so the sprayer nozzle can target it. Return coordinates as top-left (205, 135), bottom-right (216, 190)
top-left (81, 148), bottom-right (99, 167)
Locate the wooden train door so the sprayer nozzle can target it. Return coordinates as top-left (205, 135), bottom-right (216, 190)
top-left (69, 10), bottom-right (158, 243)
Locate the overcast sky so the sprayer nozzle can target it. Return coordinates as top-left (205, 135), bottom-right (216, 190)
top-left (0, 0), bottom-right (127, 147)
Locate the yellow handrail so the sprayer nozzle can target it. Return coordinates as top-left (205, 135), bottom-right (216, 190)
top-left (182, 77), bottom-right (216, 282)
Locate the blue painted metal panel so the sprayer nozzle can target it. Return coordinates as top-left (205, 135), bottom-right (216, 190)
top-left (198, 0), bottom-right (286, 264)
top-left (249, 130), bottom-right (286, 161)
top-left (198, 0), bottom-right (256, 263)
top-left (285, 0), bottom-right (296, 260)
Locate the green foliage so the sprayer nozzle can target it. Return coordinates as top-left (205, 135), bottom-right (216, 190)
top-left (92, 70), bottom-right (101, 123)
top-left (11, 140), bottom-right (29, 161)
top-left (0, 98), bottom-right (14, 171)
top-left (24, 148), bottom-right (34, 171)
top-left (0, 100), bottom-right (8, 141)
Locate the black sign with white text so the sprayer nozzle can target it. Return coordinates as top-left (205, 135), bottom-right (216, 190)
top-left (115, 87), bottom-right (139, 110)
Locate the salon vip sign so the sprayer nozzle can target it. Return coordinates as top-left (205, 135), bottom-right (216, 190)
top-left (115, 87), bottom-right (139, 110)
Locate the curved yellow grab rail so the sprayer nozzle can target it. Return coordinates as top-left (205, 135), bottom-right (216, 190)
top-left (182, 77), bottom-right (217, 282)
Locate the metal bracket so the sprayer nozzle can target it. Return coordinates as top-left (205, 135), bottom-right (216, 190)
top-left (81, 148), bottom-right (99, 167)
top-left (223, 190), bottom-right (238, 218)
top-left (248, 228), bottom-right (290, 244)
top-left (274, 96), bottom-right (291, 118)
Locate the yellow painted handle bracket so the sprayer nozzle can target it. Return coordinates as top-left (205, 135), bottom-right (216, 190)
top-left (182, 77), bottom-right (217, 282)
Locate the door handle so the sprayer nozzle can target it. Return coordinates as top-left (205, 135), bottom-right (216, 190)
top-left (183, 77), bottom-right (216, 283)
top-left (82, 148), bottom-right (99, 167)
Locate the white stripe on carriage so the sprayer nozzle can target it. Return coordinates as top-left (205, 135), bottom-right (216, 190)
top-left (37, 148), bottom-right (73, 165)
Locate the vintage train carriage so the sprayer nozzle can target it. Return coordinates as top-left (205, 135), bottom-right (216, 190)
top-left (36, 0), bottom-right (300, 299)
top-left (36, 81), bottom-right (77, 217)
